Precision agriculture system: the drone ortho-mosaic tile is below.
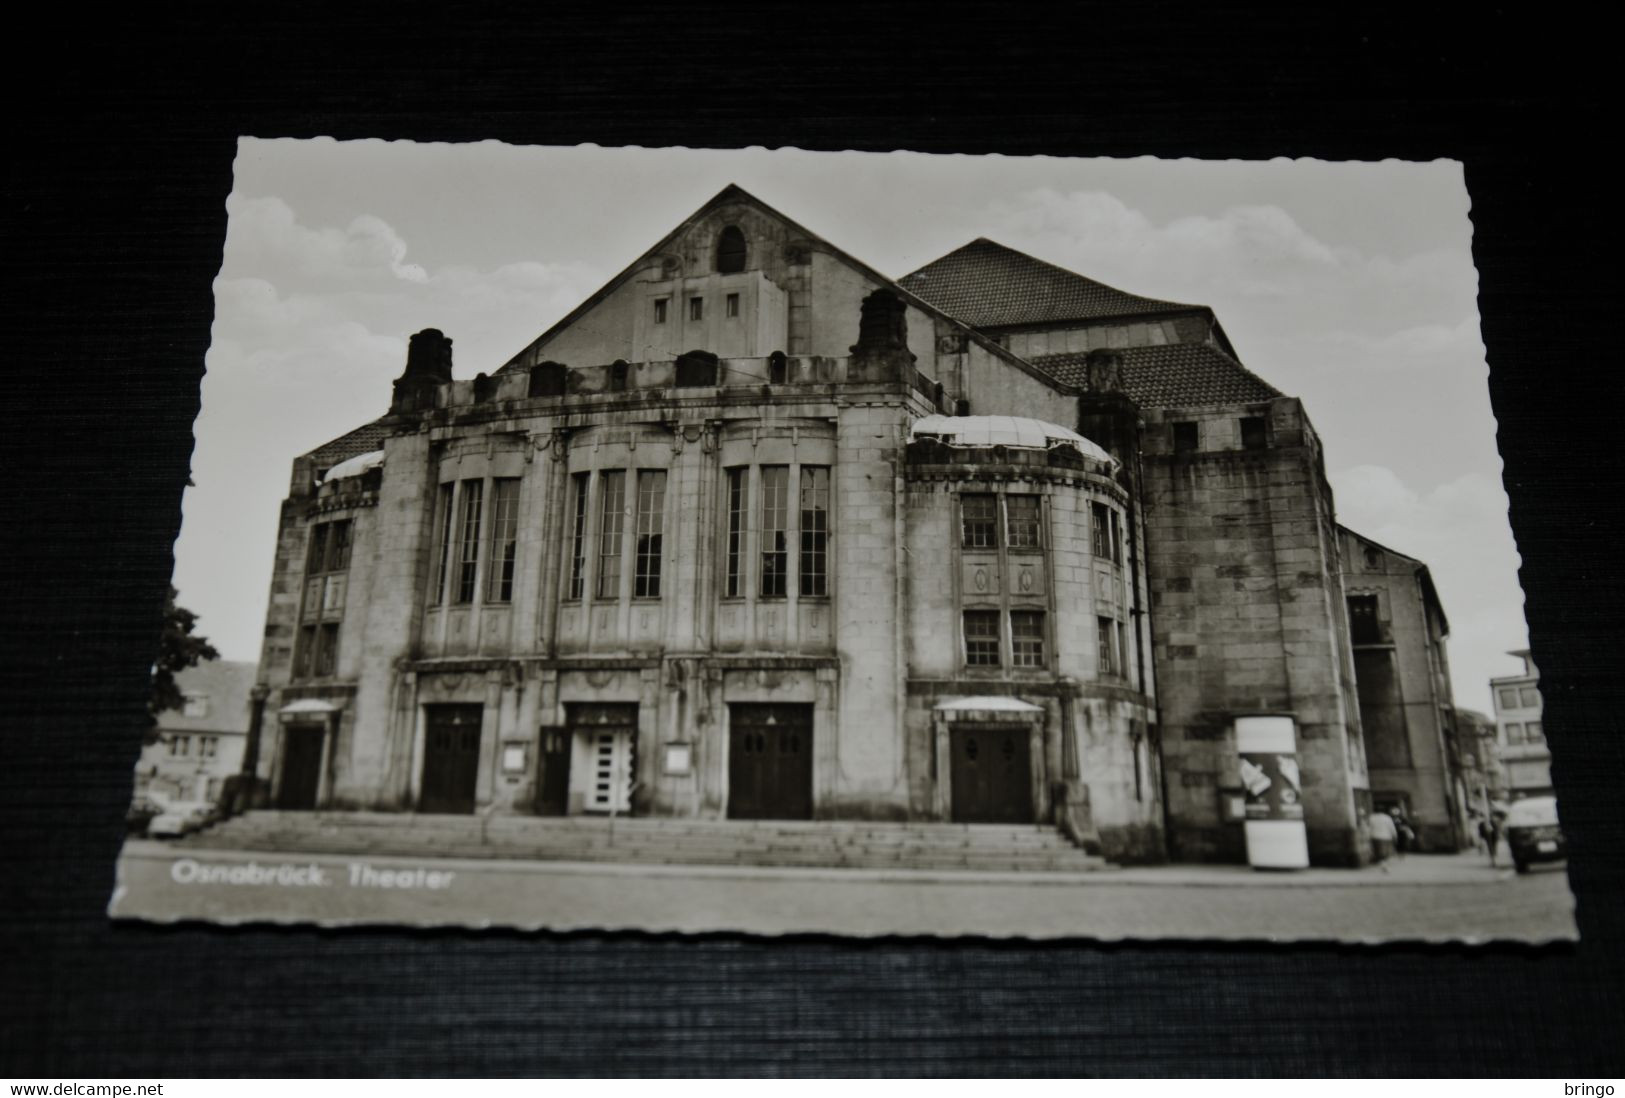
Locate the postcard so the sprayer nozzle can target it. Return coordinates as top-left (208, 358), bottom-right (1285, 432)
top-left (109, 140), bottom-right (1576, 942)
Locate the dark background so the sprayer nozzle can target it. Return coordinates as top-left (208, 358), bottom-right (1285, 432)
top-left (4, 4), bottom-right (1621, 1077)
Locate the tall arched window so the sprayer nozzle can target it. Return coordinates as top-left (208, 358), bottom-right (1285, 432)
top-left (716, 225), bottom-right (746, 273)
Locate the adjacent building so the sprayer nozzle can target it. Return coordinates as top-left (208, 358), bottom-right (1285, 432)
top-left (1490, 650), bottom-right (1551, 798)
top-left (1336, 526), bottom-right (1465, 851)
top-left (137, 660), bottom-right (256, 803)
top-left (236, 185), bottom-right (1474, 866)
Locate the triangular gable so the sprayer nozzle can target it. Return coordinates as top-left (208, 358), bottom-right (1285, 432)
top-left (496, 184), bottom-right (1070, 395)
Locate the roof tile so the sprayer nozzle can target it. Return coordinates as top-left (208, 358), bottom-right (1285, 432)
top-left (1030, 344), bottom-right (1282, 408)
top-left (306, 417), bottom-right (392, 466)
top-left (900, 238), bottom-right (1199, 328)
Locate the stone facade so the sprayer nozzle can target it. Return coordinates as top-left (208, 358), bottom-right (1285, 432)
top-left (1337, 527), bottom-right (1465, 851)
top-left (240, 184), bottom-right (1466, 867)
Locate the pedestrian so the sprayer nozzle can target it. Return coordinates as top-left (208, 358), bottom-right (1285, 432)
top-left (1393, 811), bottom-right (1416, 858)
top-left (1369, 808), bottom-right (1397, 871)
top-left (1481, 812), bottom-right (1504, 868)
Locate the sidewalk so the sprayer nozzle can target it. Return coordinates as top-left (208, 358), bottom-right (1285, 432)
top-left (1102, 850), bottom-right (1525, 888)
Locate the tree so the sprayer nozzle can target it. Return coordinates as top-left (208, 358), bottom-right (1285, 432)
top-left (148, 585), bottom-right (219, 741)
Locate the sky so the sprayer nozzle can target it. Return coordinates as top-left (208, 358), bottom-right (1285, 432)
top-left (176, 138), bottom-right (1528, 713)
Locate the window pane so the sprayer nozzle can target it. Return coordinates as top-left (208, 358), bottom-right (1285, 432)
top-left (1006, 494), bottom-right (1041, 548)
top-left (1505, 721), bottom-right (1524, 744)
top-left (1091, 502), bottom-right (1111, 558)
top-left (964, 610), bottom-right (1000, 666)
top-left (486, 478), bottom-right (521, 602)
top-left (760, 466), bottom-right (788, 597)
top-left (725, 467), bottom-right (747, 597)
top-left (1527, 721), bottom-right (1543, 743)
top-left (1011, 611), bottom-right (1045, 668)
top-left (689, 296), bottom-right (703, 322)
top-left (306, 524), bottom-right (329, 573)
top-left (799, 466), bottom-right (829, 597)
top-left (1497, 687), bottom-right (1519, 710)
top-left (1098, 617), bottom-right (1116, 675)
top-left (597, 471), bottom-right (625, 599)
top-left (316, 623), bottom-right (340, 677)
top-left (432, 483), bottom-right (455, 605)
top-left (456, 479), bottom-right (484, 604)
top-left (634, 470), bottom-right (666, 598)
top-left (1519, 686), bottom-right (1540, 708)
top-left (327, 520), bottom-right (353, 571)
top-left (653, 298), bottom-right (667, 324)
top-left (1110, 510), bottom-right (1123, 564)
top-left (726, 293), bottom-right (740, 318)
top-left (962, 494), bottom-right (997, 549)
top-left (567, 473), bottom-right (589, 600)
top-left (1348, 595), bottom-right (1381, 645)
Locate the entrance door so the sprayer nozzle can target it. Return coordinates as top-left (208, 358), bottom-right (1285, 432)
top-left (535, 727), bottom-right (571, 816)
top-left (420, 704), bottom-right (483, 814)
top-left (950, 725), bottom-right (1034, 823)
top-left (277, 724), bottom-right (325, 810)
top-left (584, 728), bottom-right (634, 813)
top-left (728, 703), bottom-right (814, 820)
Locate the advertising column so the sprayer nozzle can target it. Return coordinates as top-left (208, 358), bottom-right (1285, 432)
top-left (1235, 714), bottom-right (1309, 870)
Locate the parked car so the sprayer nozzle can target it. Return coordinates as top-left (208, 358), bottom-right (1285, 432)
top-left (1503, 795), bottom-right (1566, 873)
top-left (147, 801), bottom-right (220, 839)
top-left (125, 793), bottom-right (169, 837)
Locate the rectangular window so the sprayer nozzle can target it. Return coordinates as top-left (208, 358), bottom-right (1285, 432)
top-left (201, 736), bottom-right (218, 758)
top-left (1110, 510), bottom-right (1123, 564)
top-left (295, 625), bottom-right (316, 678)
top-left (1091, 502), bottom-right (1112, 558)
top-left (1006, 494), bottom-right (1041, 549)
top-left (725, 467), bottom-right (747, 598)
top-left (485, 478), bottom-right (520, 603)
top-left (563, 473), bottom-right (589, 600)
top-left (962, 493), bottom-right (998, 549)
top-left (306, 523), bottom-right (329, 574)
top-left (1527, 721), bottom-right (1544, 743)
top-left (1348, 595), bottom-right (1382, 645)
top-left (634, 470), bottom-right (666, 598)
top-left (799, 466), bottom-right (829, 597)
top-left (596, 470), bottom-right (626, 599)
top-left (1098, 617), bottom-right (1117, 675)
top-left (455, 478), bottom-right (484, 604)
top-left (726, 293), bottom-right (740, 318)
top-left (1519, 686), bottom-right (1540, 708)
top-left (760, 466), bottom-right (789, 597)
top-left (689, 296), bottom-right (704, 322)
top-left (1118, 621), bottom-right (1129, 679)
top-left (653, 298), bottom-right (668, 324)
top-left (432, 483), bottom-right (455, 605)
top-left (1173, 421), bottom-right (1199, 453)
top-left (175, 736), bottom-right (189, 757)
top-left (964, 610), bottom-right (1001, 667)
top-left (1240, 416), bottom-right (1268, 450)
top-left (1505, 721), bottom-right (1525, 745)
top-left (1011, 611), bottom-right (1046, 668)
top-left (167, 736), bottom-right (181, 757)
top-left (327, 520), bottom-right (353, 571)
top-left (315, 623), bottom-right (340, 677)
top-left (1496, 687), bottom-right (1520, 711)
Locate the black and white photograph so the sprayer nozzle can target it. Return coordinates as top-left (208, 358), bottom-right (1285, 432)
top-left (107, 139), bottom-right (1577, 943)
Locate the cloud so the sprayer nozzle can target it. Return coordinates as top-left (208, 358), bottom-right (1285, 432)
top-left (223, 195), bottom-right (428, 285)
top-left (980, 187), bottom-right (1481, 344)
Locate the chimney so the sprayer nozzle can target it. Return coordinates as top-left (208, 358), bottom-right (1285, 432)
top-left (392, 328), bottom-right (454, 413)
top-left (847, 289), bottom-right (915, 383)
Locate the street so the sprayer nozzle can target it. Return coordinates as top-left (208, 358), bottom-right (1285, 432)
top-left (110, 841), bottom-right (1578, 943)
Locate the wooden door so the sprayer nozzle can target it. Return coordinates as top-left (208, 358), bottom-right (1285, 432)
top-left (950, 725), bottom-right (1034, 824)
top-left (277, 724), bottom-right (324, 810)
top-left (728, 704), bottom-right (813, 820)
top-left (535, 727), bottom-right (571, 816)
top-left (420, 704), bottom-right (483, 814)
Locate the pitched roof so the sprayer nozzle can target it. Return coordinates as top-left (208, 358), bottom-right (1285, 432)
top-left (305, 417), bottom-right (392, 467)
top-left (1028, 344), bottom-right (1281, 407)
top-left (498, 185), bottom-right (1067, 395)
top-left (899, 238), bottom-right (1200, 329)
top-left (156, 660), bottom-right (259, 735)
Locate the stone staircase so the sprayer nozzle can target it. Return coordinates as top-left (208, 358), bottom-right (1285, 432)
top-left (180, 811), bottom-right (1108, 873)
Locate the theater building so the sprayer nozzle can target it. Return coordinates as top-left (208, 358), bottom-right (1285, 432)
top-left (240, 184), bottom-right (1460, 866)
